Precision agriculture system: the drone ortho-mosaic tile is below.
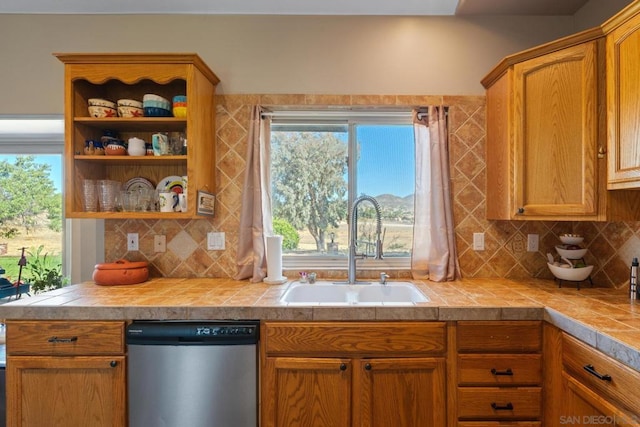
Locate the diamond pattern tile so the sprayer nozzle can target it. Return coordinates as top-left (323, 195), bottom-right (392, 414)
top-left (101, 94), bottom-right (640, 288)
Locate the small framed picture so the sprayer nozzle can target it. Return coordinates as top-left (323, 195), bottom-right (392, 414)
top-left (196, 190), bottom-right (215, 217)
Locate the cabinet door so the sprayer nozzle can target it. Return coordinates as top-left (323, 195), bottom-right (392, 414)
top-left (560, 372), bottom-right (632, 427)
top-left (6, 355), bottom-right (125, 427)
top-left (262, 357), bottom-right (351, 427)
top-left (512, 42), bottom-right (599, 218)
top-left (607, 14), bottom-right (640, 189)
top-left (355, 358), bottom-right (446, 427)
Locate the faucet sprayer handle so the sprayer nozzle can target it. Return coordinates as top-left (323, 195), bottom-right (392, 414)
top-left (380, 272), bottom-right (389, 284)
top-left (375, 239), bottom-right (384, 260)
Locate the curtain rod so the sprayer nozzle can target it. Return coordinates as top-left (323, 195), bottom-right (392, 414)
top-left (261, 109), bottom-right (443, 120)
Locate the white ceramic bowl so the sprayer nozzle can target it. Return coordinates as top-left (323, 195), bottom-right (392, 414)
top-left (88, 98), bottom-right (116, 109)
top-left (547, 262), bottom-right (593, 281)
top-left (117, 98), bottom-right (143, 108)
top-left (88, 105), bottom-right (118, 118)
top-left (559, 235), bottom-right (584, 245)
top-left (555, 245), bottom-right (587, 260)
top-left (117, 106), bottom-right (144, 118)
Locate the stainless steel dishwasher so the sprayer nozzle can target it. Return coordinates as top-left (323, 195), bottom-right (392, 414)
top-left (126, 320), bottom-right (259, 427)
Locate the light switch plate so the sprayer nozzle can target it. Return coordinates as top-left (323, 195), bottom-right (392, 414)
top-left (473, 232), bottom-right (485, 251)
top-left (527, 234), bottom-right (539, 252)
top-left (207, 232), bottom-right (225, 250)
top-left (127, 233), bottom-right (139, 251)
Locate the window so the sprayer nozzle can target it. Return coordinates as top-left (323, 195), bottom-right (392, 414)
top-left (0, 117), bottom-right (65, 281)
top-left (269, 110), bottom-right (415, 269)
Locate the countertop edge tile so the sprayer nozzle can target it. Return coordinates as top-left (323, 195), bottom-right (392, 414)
top-left (544, 307), bottom-right (598, 347)
top-left (438, 307), bottom-right (501, 321)
top-left (596, 331), bottom-right (640, 372)
top-left (500, 307), bottom-right (545, 320)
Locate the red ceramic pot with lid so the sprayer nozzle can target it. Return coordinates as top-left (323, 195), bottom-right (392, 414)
top-left (93, 259), bottom-right (149, 286)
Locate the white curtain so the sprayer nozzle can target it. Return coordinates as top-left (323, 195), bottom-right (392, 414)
top-left (412, 106), bottom-right (460, 281)
top-left (234, 106), bottom-right (273, 282)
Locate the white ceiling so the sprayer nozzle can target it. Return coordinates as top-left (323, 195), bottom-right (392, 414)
top-left (0, 0), bottom-right (590, 15)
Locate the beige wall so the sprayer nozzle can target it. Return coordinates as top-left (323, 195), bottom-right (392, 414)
top-left (0, 13), bottom-right (586, 114)
top-left (575, 0), bottom-right (634, 30)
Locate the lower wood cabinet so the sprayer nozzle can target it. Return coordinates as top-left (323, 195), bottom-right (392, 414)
top-left (261, 321), bottom-right (447, 427)
top-left (455, 321), bottom-right (543, 425)
top-left (544, 325), bottom-right (640, 427)
top-left (5, 320), bottom-right (126, 427)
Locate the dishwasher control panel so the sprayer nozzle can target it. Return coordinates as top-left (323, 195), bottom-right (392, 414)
top-left (195, 326), bottom-right (256, 336)
top-left (126, 320), bottom-right (260, 345)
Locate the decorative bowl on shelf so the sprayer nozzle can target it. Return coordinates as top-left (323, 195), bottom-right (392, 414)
top-left (173, 106), bottom-right (187, 118)
top-left (88, 98), bottom-right (116, 109)
top-left (555, 245), bottom-right (587, 260)
top-left (547, 262), bottom-right (593, 281)
top-left (143, 94), bottom-right (171, 111)
top-left (105, 143), bottom-right (127, 156)
top-left (143, 107), bottom-right (172, 117)
top-left (88, 105), bottom-right (118, 118)
top-left (117, 105), bottom-right (144, 118)
top-left (117, 98), bottom-right (143, 108)
top-left (559, 234), bottom-right (584, 245)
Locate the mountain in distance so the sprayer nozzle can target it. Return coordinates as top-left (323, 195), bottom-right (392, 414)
top-left (374, 193), bottom-right (414, 211)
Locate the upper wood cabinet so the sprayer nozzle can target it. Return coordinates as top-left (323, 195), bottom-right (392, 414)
top-left (55, 53), bottom-right (219, 219)
top-left (484, 22), bottom-right (640, 221)
top-left (485, 41), bottom-right (603, 220)
top-left (606, 6), bottom-right (640, 189)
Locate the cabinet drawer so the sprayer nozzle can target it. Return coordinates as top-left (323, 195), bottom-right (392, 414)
top-left (458, 354), bottom-right (542, 386)
top-left (263, 322), bottom-right (446, 355)
top-left (457, 387), bottom-right (541, 420)
top-left (7, 321), bottom-right (125, 355)
top-left (562, 333), bottom-right (640, 415)
top-left (457, 321), bottom-right (541, 353)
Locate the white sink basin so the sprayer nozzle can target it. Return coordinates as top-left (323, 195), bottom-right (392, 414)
top-left (280, 281), bottom-right (429, 306)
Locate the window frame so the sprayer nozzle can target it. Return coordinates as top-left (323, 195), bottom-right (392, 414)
top-left (268, 109), bottom-right (414, 271)
top-left (0, 115), bottom-right (73, 278)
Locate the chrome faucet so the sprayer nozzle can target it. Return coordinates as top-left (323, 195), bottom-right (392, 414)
top-left (347, 195), bottom-right (383, 284)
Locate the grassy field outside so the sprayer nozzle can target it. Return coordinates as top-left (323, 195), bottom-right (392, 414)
top-left (0, 226), bottom-right (62, 280)
top-left (292, 219), bottom-right (413, 256)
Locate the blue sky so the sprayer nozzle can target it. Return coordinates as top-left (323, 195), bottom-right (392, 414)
top-left (0, 154), bottom-right (63, 192)
top-left (356, 125), bottom-right (415, 198)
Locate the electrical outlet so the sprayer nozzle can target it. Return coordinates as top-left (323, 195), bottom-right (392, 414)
top-left (527, 234), bottom-right (539, 252)
top-left (154, 235), bottom-right (166, 253)
top-left (127, 233), bottom-right (139, 251)
top-left (473, 232), bottom-right (485, 251)
top-left (207, 232), bottom-right (225, 250)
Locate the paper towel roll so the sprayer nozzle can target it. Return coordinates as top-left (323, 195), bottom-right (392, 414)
top-left (264, 235), bottom-right (286, 284)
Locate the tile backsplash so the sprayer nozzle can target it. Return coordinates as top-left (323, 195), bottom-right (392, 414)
top-left (104, 94), bottom-right (637, 288)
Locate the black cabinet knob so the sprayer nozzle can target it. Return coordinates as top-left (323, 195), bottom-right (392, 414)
top-left (364, 363), bottom-right (372, 371)
top-left (339, 363), bottom-right (347, 371)
top-left (110, 360), bottom-right (118, 368)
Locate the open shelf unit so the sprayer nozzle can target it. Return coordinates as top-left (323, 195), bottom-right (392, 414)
top-left (56, 53), bottom-right (219, 219)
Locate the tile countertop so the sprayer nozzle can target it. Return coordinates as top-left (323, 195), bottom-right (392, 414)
top-left (1, 277), bottom-right (639, 372)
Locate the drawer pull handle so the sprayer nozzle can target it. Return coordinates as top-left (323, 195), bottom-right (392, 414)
top-left (110, 360), bottom-right (118, 368)
top-left (491, 368), bottom-right (513, 376)
top-left (364, 363), bottom-right (372, 371)
top-left (491, 402), bottom-right (514, 411)
top-left (339, 363), bottom-right (347, 371)
top-left (584, 364), bottom-right (612, 381)
top-left (48, 336), bottom-right (78, 343)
